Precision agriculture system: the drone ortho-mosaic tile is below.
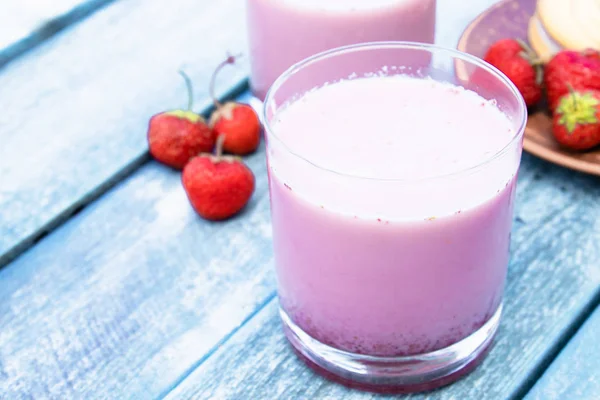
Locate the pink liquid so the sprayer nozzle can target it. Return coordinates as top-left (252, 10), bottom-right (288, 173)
top-left (246, 0), bottom-right (436, 99)
top-left (268, 76), bottom-right (520, 357)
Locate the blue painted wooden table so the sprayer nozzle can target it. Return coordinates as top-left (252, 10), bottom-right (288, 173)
top-left (0, 1), bottom-right (598, 399)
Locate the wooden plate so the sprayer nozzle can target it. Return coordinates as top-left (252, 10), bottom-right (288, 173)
top-left (457, 0), bottom-right (600, 176)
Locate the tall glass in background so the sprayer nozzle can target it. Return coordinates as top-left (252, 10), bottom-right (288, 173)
top-left (263, 42), bottom-right (527, 392)
top-left (246, 0), bottom-right (437, 99)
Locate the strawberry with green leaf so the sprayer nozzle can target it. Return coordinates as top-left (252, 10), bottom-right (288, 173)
top-left (552, 89), bottom-right (600, 151)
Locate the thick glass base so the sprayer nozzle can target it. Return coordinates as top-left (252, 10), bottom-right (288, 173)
top-left (280, 304), bottom-right (502, 393)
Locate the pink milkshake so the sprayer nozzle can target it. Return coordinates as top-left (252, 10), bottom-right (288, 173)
top-left (264, 43), bottom-right (526, 391)
top-left (246, 0), bottom-right (436, 99)
top-left (270, 76), bottom-right (517, 356)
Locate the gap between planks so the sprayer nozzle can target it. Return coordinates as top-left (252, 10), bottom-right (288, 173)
top-left (0, 80), bottom-right (249, 270)
top-left (516, 288), bottom-right (600, 399)
top-left (0, 0), bottom-right (119, 70)
top-left (157, 292), bottom-right (278, 400)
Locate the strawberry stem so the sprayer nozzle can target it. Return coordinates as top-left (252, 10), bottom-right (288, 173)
top-left (215, 134), bottom-right (225, 159)
top-left (178, 70), bottom-right (194, 111)
top-left (209, 53), bottom-right (243, 110)
top-left (516, 38), bottom-right (538, 61)
top-left (517, 38), bottom-right (544, 83)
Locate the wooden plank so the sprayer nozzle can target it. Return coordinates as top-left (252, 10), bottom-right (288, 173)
top-left (0, 0), bottom-right (248, 267)
top-left (0, 94), bottom-right (279, 399)
top-left (0, 0), bottom-right (117, 67)
top-left (162, 154), bottom-right (600, 400)
top-left (0, 1), bottom-right (596, 399)
top-left (525, 306), bottom-right (600, 400)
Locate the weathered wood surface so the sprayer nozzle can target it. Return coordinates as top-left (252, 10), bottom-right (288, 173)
top-left (0, 0), bottom-right (248, 267)
top-left (1, 0), bottom-right (599, 398)
top-left (0, 0), bottom-right (116, 67)
top-left (0, 94), bottom-right (279, 399)
top-left (525, 306), bottom-right (600, 400)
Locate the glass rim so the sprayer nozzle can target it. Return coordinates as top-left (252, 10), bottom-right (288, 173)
top-left (263, 41), bottom-right (527, 182)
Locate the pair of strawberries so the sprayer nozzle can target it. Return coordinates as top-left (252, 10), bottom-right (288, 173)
top-left (147, 56), bottom-right (261, 221)
top-left (484, 40), bottom-right (600, 151)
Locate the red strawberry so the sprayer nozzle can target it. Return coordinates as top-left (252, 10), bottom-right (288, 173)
top-left (493, 56), bottom-right (543, 107)
top-left (209, 54), bottom-right (262, 155)
top-left (148, 71), bottom-right (215, 169)
top-left (552, 89), bottom-right (600, 151)
top-left (182, 136), bottom-right (255, 221)
top-left (211, 102), bottom-right (261, 155)
top-left (484, 39), bottom-right (542, 107)
top-left (545, 49), bottom-right (600, 111)
top-left (484, 39), bottom-right (526, 66)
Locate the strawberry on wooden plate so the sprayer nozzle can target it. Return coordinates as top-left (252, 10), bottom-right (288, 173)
top-left (545, 49), bottom-right (600, 112)
top-left (552, 89), bottom-right (600, 151)
top-left (484, 38), bottom-right (543, 107)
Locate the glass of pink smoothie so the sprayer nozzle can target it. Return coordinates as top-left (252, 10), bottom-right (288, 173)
top-left (263, 42), bottom-right (527, 392)
top-left (246, 0), bottom-right (437, 100)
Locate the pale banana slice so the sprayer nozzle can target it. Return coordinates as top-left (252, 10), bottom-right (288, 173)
top-left (572, 0), bottom-right (600, 48)
top-left (528, 13), bottom-right (563, 62)
top-left (537, 0), bottom-right (600, 51)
